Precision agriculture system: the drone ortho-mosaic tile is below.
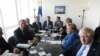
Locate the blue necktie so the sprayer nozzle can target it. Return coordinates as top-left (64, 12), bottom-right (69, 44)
top-left (76, 45), bottom-right (86, 56)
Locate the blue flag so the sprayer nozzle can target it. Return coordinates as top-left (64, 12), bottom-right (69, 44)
top-left (37, 0), bottom-right (43, 23)
top-left (38, 5), bottom-right (42, 17)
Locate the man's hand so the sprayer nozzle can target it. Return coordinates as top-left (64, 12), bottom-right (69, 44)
top-left (13, 48), bottom-right (20, 54)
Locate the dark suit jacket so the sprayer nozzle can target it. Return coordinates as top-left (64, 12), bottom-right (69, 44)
top-left (0, 37), bottom-right (13, 55)
top-left (43, 21), bottom-right (53, 30)
top-left (94, 26), bottom-right (100, 42)
top-left (63, 41), bottom-right (100, 56)
top-left (32, 22), bottom-right (42, 33)
top-left (14, 27), bottom-right (34, 44)
top-left (61, 26), bottom-right (67, 39)
top-left (54, 21), bottom-right (63, 29)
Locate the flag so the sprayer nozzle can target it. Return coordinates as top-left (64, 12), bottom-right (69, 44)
top-left (38, 5), bottom-right (42, 17)
top-left (38, 0), bottom-right (43, 23)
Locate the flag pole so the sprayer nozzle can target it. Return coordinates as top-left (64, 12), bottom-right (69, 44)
top-left (81, 9), bottom-right (85, 28)
top-left (34, 9), bottom-right (35, 18)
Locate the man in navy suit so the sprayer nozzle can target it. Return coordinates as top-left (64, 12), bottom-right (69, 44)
top-left (14, 19), bottom-right (34, 44)
top-left (63, 27), bottom-right (100, 56)
top-left (43, 16), bottom-right (53, 30)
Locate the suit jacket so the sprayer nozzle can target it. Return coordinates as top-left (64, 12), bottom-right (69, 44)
top-left (54, 21), bottom-right (63, 32)
top-left (43, 20), bottom-right (53, 30)
top-left (0, 37), bottom-right (13, 55)
top-left (14, 27), bottom-right (34, 44)
top-left (63, 41), bottom-right (100, 56)
top-left (94, 26), bottom-right (100, 42)
top-left (54, 21), bottom-right (63, 28)
top-left (61, 26), bottom-right (67, 39)
top-left (32, 22), bottom-right (42, 33)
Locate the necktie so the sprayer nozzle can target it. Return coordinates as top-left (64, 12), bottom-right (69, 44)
top-left (76, 45), bottom-right (86, 56)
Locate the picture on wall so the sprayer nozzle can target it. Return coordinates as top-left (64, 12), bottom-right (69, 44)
top-left (54, 6), bottom-right (66, 14)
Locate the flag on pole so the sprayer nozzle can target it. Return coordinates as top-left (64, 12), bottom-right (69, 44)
top-left (38, 0), bottom-right (43, 23)
top-left (38, 5), bottom-right (42, 17)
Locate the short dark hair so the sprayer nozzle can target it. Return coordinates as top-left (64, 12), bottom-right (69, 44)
top-left (47, 16), bottom-right (50, 19)
top-left (57, 16), bottom-right (60, 20)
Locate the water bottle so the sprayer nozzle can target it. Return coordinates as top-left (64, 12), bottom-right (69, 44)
top-left (39, 47), bottom-right (43, 52)
top-left (46, 53), bottom-right (52, 56)
top-left (59, 54), bottom-right (64, 56)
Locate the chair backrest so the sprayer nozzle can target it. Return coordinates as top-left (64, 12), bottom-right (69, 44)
top-left (8, 36), bottom-right (16, 47)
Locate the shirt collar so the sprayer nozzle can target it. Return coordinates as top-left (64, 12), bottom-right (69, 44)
top-left (83, 40), bottom-right (93, 47)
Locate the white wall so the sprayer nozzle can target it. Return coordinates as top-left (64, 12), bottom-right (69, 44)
top-left (42, 0), bottom-right (88, 29)
top-left (84, 0), bottom-right (100, 30)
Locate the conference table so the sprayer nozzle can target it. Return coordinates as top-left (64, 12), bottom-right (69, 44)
top-left (1, 50), bottom-right (20, 56)
top-left (29, 30), bottom-right (63, 56)
top-left (28, 40), bottom-right (63, 56)
top-left (3, 30), bottom-right (63, 56)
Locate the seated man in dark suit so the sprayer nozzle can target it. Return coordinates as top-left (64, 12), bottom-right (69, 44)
top-left (63, 27), bottom-right (100, 56)
top-left (0, 27), bottom-right (20, 55)
top-left (25, 17), bottom-right (33, 30)
top-left (43, 16), bottom-right (53, 30)
top-left (14, 19), bottom-right (34, 44)
top-left (61, 17), bottom-right (73, 39)
top-left (54, 16), bottom-right (63, 32)
top-left (32, 16), bottom-right (42, 33)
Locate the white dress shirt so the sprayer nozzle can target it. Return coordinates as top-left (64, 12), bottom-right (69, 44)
top-left (47, 21), bottom-right (49, 27)
top-left (81, 42), bottom-right (93, 56)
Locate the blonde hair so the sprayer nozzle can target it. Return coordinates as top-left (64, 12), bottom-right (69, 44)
top-left (67, 23), bottom-right (77, 31)
top-left (79, 27), bottom-right (94, 38)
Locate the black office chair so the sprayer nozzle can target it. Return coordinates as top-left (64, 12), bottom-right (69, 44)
top-left (8, 36), bottom-right (16, 47)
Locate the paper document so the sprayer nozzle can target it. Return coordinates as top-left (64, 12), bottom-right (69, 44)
top-left (39, 30), bottom-right (46, 33)
top-left (50, 41), bottom-right (61, 44)
top-left (17, 43), bottom-right (31, 48)
top-left (35, 33), bottom-right (44, 36)
top-left (38, 51), bottom-right (46, 56)
top-left (51, 33), bottom-right (58, 37)
top-left (30, 50), bottom-right (37, 54)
